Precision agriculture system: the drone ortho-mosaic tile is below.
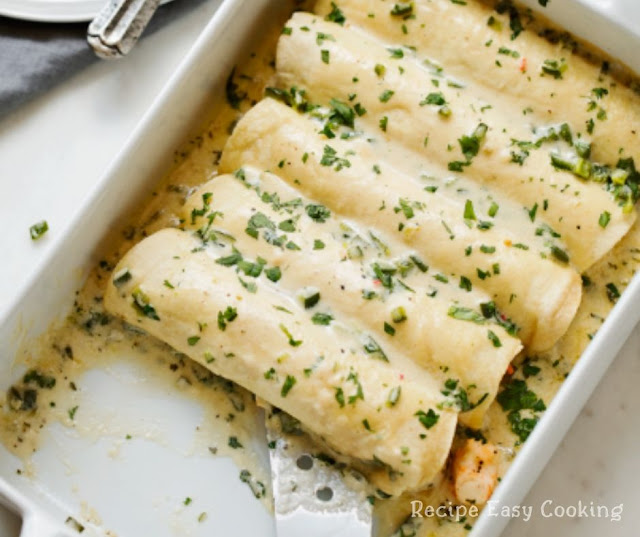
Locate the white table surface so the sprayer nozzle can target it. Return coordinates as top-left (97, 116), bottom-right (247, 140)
top-left (0, 1), bottom-right (638, 535)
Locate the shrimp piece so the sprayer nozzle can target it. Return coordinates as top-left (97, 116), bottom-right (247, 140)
top-left (452, 439), bottom-right (498, 506)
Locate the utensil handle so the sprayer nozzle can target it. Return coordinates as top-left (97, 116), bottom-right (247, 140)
top-left (87, 0), bottom-right (162, 59)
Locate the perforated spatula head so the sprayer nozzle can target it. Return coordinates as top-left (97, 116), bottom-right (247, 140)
top-left (264, 407), bottom-right (373, 537)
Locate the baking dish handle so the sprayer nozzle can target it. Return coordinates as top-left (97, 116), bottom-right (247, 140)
top-left (20, 511), bottom-right (71, 537)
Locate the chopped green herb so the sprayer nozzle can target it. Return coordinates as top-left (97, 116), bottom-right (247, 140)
top-left (448, 306), bottom-right (484, 324)
top-left (487, 330), bottom-right (502, 347)
top-left (320, 145), bottom-right (351, 171)
top-left (550, 245), bottom-right (570, 264)
top-left (316, 32), bottom-right (335, 46)
top-left (541, 58), bottom-right (568, 79)
top-left (441, 378), bottom-right (488, 412)
top-left (216, 251), bottom-right (243, 266)
top-left (495, 1), bottom-right (524, 40)
top-left (415, 409), bottom-right (439, 429)
top-left (280, 324), bottom-right (302, 347)
top-left (379, 89), bottom-right (395, 103)
top-left (374, 63), bottom-right (386, 77)
top-left (325, 2), bottom-right (346, 24)
top-left (459, 123), bottom-right (488, 160)
top-left (29, 220), bottom-right (49, 240)
top-left (497, 378), bottom-right (546, 442)
top-left (363, 336), bottom-right (389, 362)
top-left (387, 386), bottom-right (402, 407)
top-left (497, 379), bottom-right (546, 412)
top-left (299, 288), bottom-right (320, 309)
top-left (390, 2), bottom-right (414, 16)
top-left (281, 375), bottom-right (297, 397)
top-left (464, 199), bottom-right (477, 220)
top-left (262, 266), bottom-right (280, 282)
top-left (312, 312), bottom-right (333, 325)
top-left (420, 92), bottom-right (446, 106)
top-left (409, 255), bottom-right (428, 273)
top-left (328, 98), bottom-right (355, 128)
top-left (132, 288), bottom-right (160, 320)
top-left (605, 282), bottom-right (620, 303)
top-left (23, 370), bottom-right (56, 389)
top-left (522, 361), bottom-right (541, 378)
top-left (391, 306), bottom-right (408, 323)
top-left (305, 204), bottom-right (331, 223)
top-left (225, 67), bottom-right (246, 110)
top-left (278, 219), bottom-right (296, 232)
top-left (217, 306), bottom-right (238, 331)
top-left (113, 268), bottom-right (132, 287)
top-left (354, 102), bottom-right (367, 116)
top-left (498, 46), bottom-right (520, 58)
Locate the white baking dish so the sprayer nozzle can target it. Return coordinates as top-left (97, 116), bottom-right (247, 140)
top-left (1, 1), bottom-right (639, 536)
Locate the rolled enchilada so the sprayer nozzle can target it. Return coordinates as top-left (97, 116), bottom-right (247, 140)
top-left (104, 227), bottom-right (458, 494)
top-left (314, 0), bottom-right (640, 168)
top-left (275, 11), bottom-right (636, 271)
top-left (181, 170), bottom-right (523, 428)
top-left (219, 98), bottom-right (582, 351)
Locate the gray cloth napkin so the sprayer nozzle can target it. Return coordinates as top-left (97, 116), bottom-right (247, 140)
top-left (0, 0), bottom-right (208, 120)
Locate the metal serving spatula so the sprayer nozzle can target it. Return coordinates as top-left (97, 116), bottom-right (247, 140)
top-left (264, 407), bottom-right (373, 537)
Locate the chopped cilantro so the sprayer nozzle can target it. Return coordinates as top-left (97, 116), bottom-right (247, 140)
top-left (390, 2), bottom-right (414, 16)
top-left (281, 375), bottom-right (297, 397)
top-left (312, 312), bottom-right (333, 325)
top-left (29, 220), bottom-right (49, 240)
top-left (325, 2), bottom-right (346, 24)
top-left (265, 266), bottom-right (281, 282)
top-left (487, 330), bottom-right (502, 347)
top-left (217, 306), bottom-right (238, 331)
top-left (541, 58), bottom-right (568, 79)
top-left (415, 409), bottom-right (439, 429)
top-left (379, 89), bottom-right (395, 102)
top-left (605, 282), bottom-right (620, 303)
top-left (132, 288), bottom-right (160, 320)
